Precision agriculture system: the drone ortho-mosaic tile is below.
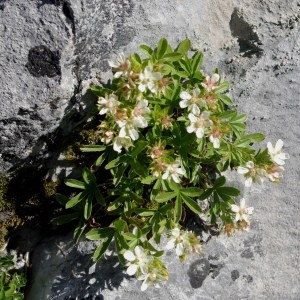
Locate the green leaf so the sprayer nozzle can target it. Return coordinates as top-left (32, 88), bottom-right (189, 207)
top-left (92, 233), bottom-right (114, 262)
top-left (150, 178), bottom-right (162, 201)
top-left (113, 164), bottom-right (127, 186)
top-left (84, 193), bottom-right (93, 220)
top-left (131, 53), bottom-right (142, 69)
top-left (94, 188), bottom-right (105, 205)
top-left (141, 176), bottom-right (156, 185)
top-left (174, 195), bottom-right (182, 223)
top-left (181, 193), bottom-right (202, 214)
top-left (82, 167), bottom-right (96, 184)
top-left (94, 153), bottom-right (106, 168)
top-left (244, 133), bottom-right (265, 143)
top-left (155, 191), bottom-right (177, 203)
top-left (73, 218), bottom-right (86, 242)
top-left (135, 209), bottom-right (155, 217)
top-left (52, 212), bottom-right (81, 225)
top-left (55, 193), bottom-right (69, 205)
top-left (215, 81), bottom-right (229, 93)
top-left (131, 160), bottom-right (147, 178)
top-left (217, 187), bottom-right (240, 197)
top-left (165, 180), bottom-right (181, 192)
top-left (139, 44), bottom-right (153, 57)
top-left (90, 85), bottom-right (112, 97)
top-left (66, 191), bottom-right (87, 209)
top-left (113, 219), bottom-right (128, 231)
top-left (172, 69), bottom-right (189, 78)
top-left (178, 57), bottom-right (191, 74)
top-left (65, 179), bottom-right (86, 189)
top-left (105, 156), bottom-right (121, 169)
top-left (198, 188), bottom-right (213, 200)
top-left (176, 39), bottom-right (191, 54)
top-left (214, 176), bottom-right (226, 188)
top-left (217, 94), bottom-right (233, 106)
top-left (191, 51), bottom-right (203, 74)
top-left (171, 84), bottom-right (181, 101)
top-left (129, 140), bottom-right (147, 156)
top-left (160, 52), bottom-right (182, 62)
top-left (86, 227), bottom-right (115, 241)
top-left (157, 38), bottom-right (168, 59)
top-left (80, 145), bottom-right (106, 152)
top-left (230, 114), bottom-right (247, 124)
top-left (180, 187), bottom-right (203, 197)
top-left (115, 231), bottom-right (129, 249)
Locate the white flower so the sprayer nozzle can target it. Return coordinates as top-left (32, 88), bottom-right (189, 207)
top-left (179, 88), bottom-right (206, 115)
top-left (201, 73), bottom-right (220, 92)
top-left (267, 165), bottom-right (284, 182)
top-left (237, 161), bottom-right (266, 187)
top-left (231, 198), bottom-right (254, 224)
top-left (123, 246), bottom-right (153, 276)
top-left (138, 268), bottom-right (167, 291)
top-left (166, 228), bottom-right (186, 256)
top-left (97, 94), bottom-right (120, 115)
top-left (166, 228), bottom-right (202, 259)
top-left (119, 123), bottom-right (139, 141)
top-left (267, 139), bottom-right (289, 166)
top-left (113, 136), bottom-right (132, 153)
top-left (108, 53), bottom-right (131, 78)
top-left (186, 111), bottom-right (213, 138)
top-left (101, 130), bottom-right (114, 144)
top-left (132, 99), bottom-right (150, 128)
top-left (209, 134), bottom-right (220, 148)
top-left (162, 161), bottom-right (186, 183)
top-left (138, 66), bottom-right (163, 94)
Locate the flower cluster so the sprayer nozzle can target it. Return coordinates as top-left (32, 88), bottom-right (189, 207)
top-left (166, 228), bottom-right (202, 262)
top-left (124, 246), bottom-right (168, 291)
top-left (59, 38), bottom-right (289, 291)
top-left (229, 198), bottom-right (254, 233)
top-left (237, 139), bottom-right (289, 187)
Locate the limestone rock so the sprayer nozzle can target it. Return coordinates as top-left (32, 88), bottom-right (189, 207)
top-left (0, 0), bottom-right (78, 173)
top-left (1, 0), bottom-right (299, 299)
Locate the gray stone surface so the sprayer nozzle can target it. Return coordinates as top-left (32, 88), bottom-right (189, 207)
top-left (1, 0), bottom-right (300, 299)
top-left (0, 0), bottom-right (78, 172)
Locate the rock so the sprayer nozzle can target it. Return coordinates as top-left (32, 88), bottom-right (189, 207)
top-left (0, 0), bottom-right (78, 173)
top-left (1, 0), bottom-right (300, 299)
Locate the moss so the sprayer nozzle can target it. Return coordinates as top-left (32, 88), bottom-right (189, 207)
top-left (0, 169), bottom-right (67, 250)
top-left (0, 176), bottom-right (22, 249)
top-left (43, 180), bottom-right (60, 198)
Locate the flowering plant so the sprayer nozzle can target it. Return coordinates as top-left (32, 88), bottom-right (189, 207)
top-left (54, 38), bottom-right (289, 290)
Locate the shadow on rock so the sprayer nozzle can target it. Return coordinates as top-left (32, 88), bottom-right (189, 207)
top-left (26, 234), bottom-right (129, 299)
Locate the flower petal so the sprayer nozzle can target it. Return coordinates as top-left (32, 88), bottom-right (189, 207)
top-left (127, 264), bottom-right (138, 276)
top-left (124, 250), bottom-right (135, 262)
top-left (246, 161), bottom-right (254, 168)
top-left (196, 128), bottom-right (204, 138)
top-left (237, 166), bottom-right (249, 175)
top-left (140, 278), bottom-right (150, 291)
top-left (179, 99), bottom-right (189, 108)
top-left (275, 139), bottom-right (283, 152)
top-left (180, 91), bottom-right (191, 100)
top-left (231, 204), bottom-right (239, 213)
top-left (176, 243), bottom-right (184, 256)
top-left (166, 239), bottom-right (175, 250)
top-left (186, 125), bottom-right (195, 133)
top-left (191, 104), bottom-right (200, 115)
top-left (245, 177), bottom-right (253, 187)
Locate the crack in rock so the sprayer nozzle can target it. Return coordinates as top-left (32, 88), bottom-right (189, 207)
top-left (230, 8), bottom-right (263, 58)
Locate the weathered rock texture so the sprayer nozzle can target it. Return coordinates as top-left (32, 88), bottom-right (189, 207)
top-left (1, 0), bottom-right (300, 299)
